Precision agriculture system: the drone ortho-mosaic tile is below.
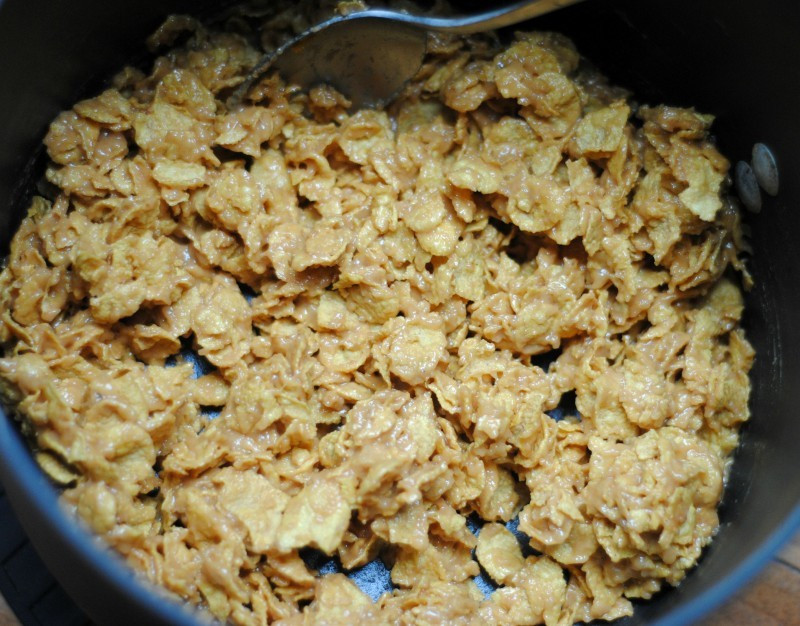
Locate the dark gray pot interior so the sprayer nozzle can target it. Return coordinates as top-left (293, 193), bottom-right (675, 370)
top-left (0, 1), bottom-right (798, 624)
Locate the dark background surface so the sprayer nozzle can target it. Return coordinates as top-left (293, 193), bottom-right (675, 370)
top-left (0, 0), bottom-right (798, 624)
top-left (0, 486), bottom-right (87, 626)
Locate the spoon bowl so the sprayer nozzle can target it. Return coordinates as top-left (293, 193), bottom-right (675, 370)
top-left (270, 14), bottom-right (427, 109)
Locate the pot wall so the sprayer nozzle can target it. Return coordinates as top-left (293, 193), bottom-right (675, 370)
top-left (0, 1), bottom-right (797, 624)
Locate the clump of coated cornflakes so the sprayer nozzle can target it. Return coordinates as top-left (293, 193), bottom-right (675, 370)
top-left (0, 1), bottom-right (753, 624)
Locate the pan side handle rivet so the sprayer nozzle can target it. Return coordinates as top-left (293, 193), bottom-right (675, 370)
top-left (751, 143), bottom-right (779, 196)
top-left (735, 160), bottom-right (762, 213)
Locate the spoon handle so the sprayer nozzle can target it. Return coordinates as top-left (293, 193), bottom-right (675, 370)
top-left (364, 0), bottom-right (587, 35)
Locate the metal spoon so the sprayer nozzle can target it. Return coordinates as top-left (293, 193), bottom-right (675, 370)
top-left (231, 0), bottom-right (586, 109)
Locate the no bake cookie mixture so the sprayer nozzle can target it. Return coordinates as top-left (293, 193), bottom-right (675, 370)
top-left (0, 2), bottom-right (753, 624)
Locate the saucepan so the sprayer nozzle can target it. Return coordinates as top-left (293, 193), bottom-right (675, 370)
top-left (0, 0), bottom-right (797, 624)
